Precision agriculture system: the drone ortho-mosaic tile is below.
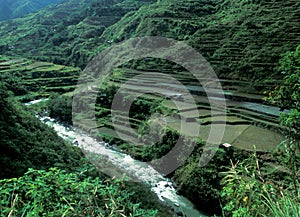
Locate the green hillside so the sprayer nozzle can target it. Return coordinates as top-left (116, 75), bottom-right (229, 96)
top-left (0, 0), bottom-right (156, 68)
top-left (0, 55), bottom-right (81, 100)
top-left (0, 81), bottom-right (173, 216)
top-left (99, 0), bottom-right (300, 80)
top-left (0, 82), bottom-right (84, 179)
top-left (0, 0), bottom-right (299, 81)
top-left (0, 0), bottom-right (299, 216)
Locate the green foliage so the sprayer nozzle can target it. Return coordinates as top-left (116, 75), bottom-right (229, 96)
top-left (269, 45), bottom-right (300, 112)
top-left (141, 129), bottom-right (178, 161)
top-left (98, 0), bottom-right (300, 80)
top-left (2, 75), bottom-right (29, 96)
top-left (137, 117), bottom-right (165, 145)
top-left (268, 45), bottom-right (300, 138)
top-left (261, 191), bottom-right (300, 217)
top-left (48, 93), bottom-right (73, 124)
top-left (128, 97), bottom-right (161, 122)
top-left (0, 81), bottom-right (173, 217)
top-left (0, 168), bottom-right (158, 217)
top-left (1, 2), bottom-right (299, 216)
top-left (96, 83), bottom-right (118, 109)
top-left (267, 45), bottom-right (300, 196)
top-left (0, 55), bottom-right (81, 99)
top-left (221, 151), bottom-right (300, 217)
top-left (221, 152), bottom-right (265, 216)
top-left (0, 0), bottom-right (299, 80)
top-left (173, 142), bottom-right (236, 216)
top-left (221, 46), bottom-right (300, 217)
top-left (0, 82), bottom-right (83, 179)
top-left (0, 0), bottom-right (155, 68)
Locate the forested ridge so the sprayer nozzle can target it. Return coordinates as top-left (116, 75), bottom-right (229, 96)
top-left (0, 0), bottom-right (156, 68)
top-left (0, 0), bottom-right (299, 216)
top-left (0, 0), bottom-right (299, 80)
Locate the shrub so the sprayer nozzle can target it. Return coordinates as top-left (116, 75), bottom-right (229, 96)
top-left (0, 168), bottom-right (158, 217)
top-left (221, 151), bottom-right (300, 217)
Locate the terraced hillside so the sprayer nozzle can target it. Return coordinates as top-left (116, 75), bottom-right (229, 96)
top-left (73, 60), bottom-right (284, 156)
top-left (0, 0), bottom-right (299, 81)
top-left (100, 0), bottom-right (300, 80)
top-left (1, 1), bottom-right (298, 216)
top-left (0, 54), bottom-right (283, 153)
top-left (0, 55), bottom-right (81, 99)
top-left (0, 0), bottom-right (156, 68)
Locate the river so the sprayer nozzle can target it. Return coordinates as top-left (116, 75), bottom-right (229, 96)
top-left (35, 114), bottom-right (207, 217)
top-left (28, 89), bottom-right (285, 217)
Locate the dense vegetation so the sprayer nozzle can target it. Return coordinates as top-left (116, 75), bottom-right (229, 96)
top-left (0, 0), bottom-right (156, 68)
top-left (0, 168), bottom-right (159, 216)
top-left (0, 0), bottom-right (299, 216)
top-left (0, 82), bottom-right (84, 179)
top-left (0, 81), bottom-right (175, 216)
top-left (100, 0), bottom-right (300, 80)
top-left (0, 55), bottom-right (81, 101)
top-left (0, 0), bottom-right (299, 81)
top-left (221, 151), bottom-right (299, 217)
top-left (50, 46), bottom-right (300, 216)
top-left (220, 45), bottom-right (300, 216)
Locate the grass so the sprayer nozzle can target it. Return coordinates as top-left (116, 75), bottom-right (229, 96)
top-left (232, 125), bottom-right (284, 152)
top-left (74, 63), bottom-right (285, 154)
top-left (0, 55), bottom-right (81, 98)
top-left (262, 193), bottom-right (300, 217)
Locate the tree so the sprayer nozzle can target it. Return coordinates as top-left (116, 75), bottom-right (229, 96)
top-left (0, 168), bottom-right (158, 217)
top-left (268, 45), bottom-right (300, 139)
top-left (48, 94), bottom-right (73, 124)
top-left (0, 82), bottom-right (83, 179)
top-left (270, 45), bottom-right (300, 110)
top-left (220, 46), bottom-right (300, 215)
top-left (268, 45), bottom-right (300, 196)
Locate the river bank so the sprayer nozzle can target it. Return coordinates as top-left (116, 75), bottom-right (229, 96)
top-left (37, 114), bottom-right (208, 217)
top-left (27, 77), bottom-right (286, 215)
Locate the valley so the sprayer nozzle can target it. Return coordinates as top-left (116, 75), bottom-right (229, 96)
top-left (0, 0), bottom-right (299, 216)
top-left (0, 54), bottom-right (287, 215)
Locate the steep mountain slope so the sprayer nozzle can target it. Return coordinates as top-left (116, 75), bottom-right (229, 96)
top-left (0, 0), bottom-right (299, 80)
top-left (0, 0), bottom-right (65, 20)
top-left (1, 1), bottom-right (298, 215)
top-left (100, 0), bottom-right (300, 80)
top-left (0, 55), bottom-right (81, 101)
top-left (0, 0), bottom-right (156, 68)
top-left (0, 81), bottom-right (84, 179)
